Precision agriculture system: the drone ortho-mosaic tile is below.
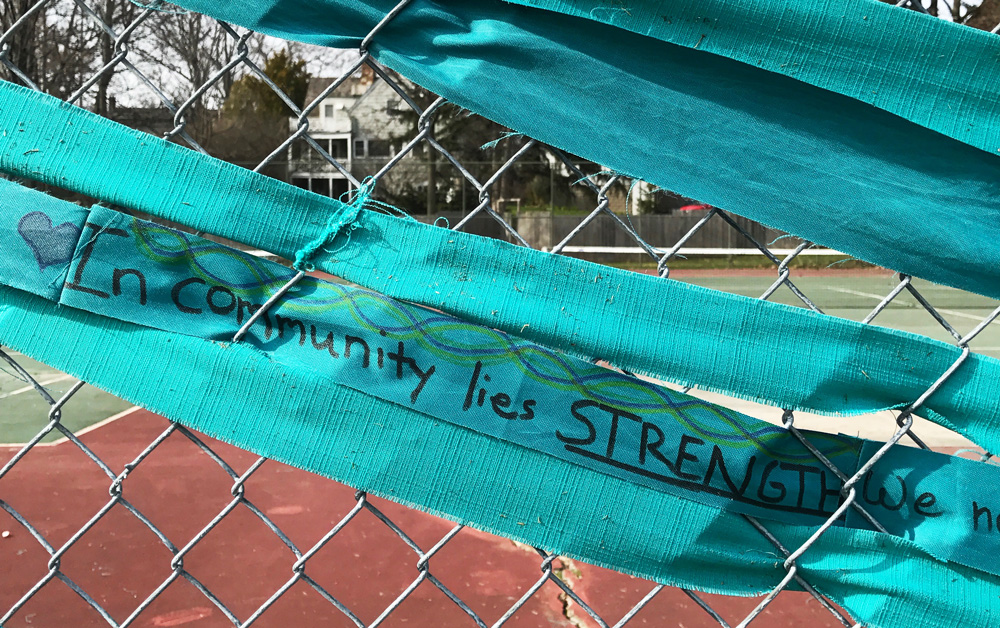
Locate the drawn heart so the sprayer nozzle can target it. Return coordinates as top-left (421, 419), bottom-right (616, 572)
top-left (18, 211), bottom-right (82, 272)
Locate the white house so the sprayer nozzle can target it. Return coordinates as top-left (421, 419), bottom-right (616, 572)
top-left (288, 67), bottom-right (411, 199)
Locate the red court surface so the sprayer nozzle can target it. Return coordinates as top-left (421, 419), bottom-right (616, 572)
top-left (2, 409), bottom-right (849, 627)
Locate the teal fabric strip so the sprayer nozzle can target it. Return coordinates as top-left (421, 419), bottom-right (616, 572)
top-left (0, 286), bottom-right (992, 628)
top-left (504, 0), bottom-right (1000, 156)
top-left (59, 206), bottom-right (864, 529)
top-left (0, 249), bottom-right (998, 628)
top-left (0, 180), bottom-right (88, 300)
top-left (7, 179), bottom-right (1000, 581)
top-left (2, 82), bottom-right (1000, 460)
top-left (161, 0), bottom-right (1000, 301)
top-left (854, 440), bottom-right (1000, 577)
top-left (0, 90), bottom-right (356, 263)
top-left (321, 210), bottom-right (1000, 455)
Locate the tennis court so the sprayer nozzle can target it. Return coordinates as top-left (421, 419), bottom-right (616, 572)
top-left (2, 0), bottom-right (998, 626)
top-left (1, 407), bottom-right (854, 627)
top-left (681, 271), bottom-right (1000, 348)
top-left (0, 353), bottom-right (134, 445)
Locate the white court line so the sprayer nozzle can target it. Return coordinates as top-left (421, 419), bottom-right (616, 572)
top-left (555, 246), bottom-right (848, 256)
top-left (825, 287), bottom-right (887, 300)
top-left (0, 374), bottom-right (74, 399)
top-left (826, 287), bottom-right (989, 322)
top-left (0, 405), bottom-right (142, 448)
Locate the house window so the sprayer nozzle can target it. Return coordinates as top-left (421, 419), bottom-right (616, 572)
top-left (311, 178), bottom-right (331, 197)
top-left (353, 139), bottom-right (366, 158)
top-left (385, 99), bottom-right (402, 115)
top-left (289, 140), bottom-right (308, 161)
top-left (330, 179), bottom-right (350, 200)
top-left (368, 139), bottom-right (391, 157)
top-left (329, 138), bottom-right (348, 160)
top-left (300, 177), bottom-right (351, 199)
top-left (324, 104), bottom-right (334, 118)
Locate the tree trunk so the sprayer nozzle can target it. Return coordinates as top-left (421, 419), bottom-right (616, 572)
top-left (965, 0), bottom-right (1000, 30)
top-left (1, 1), bottom-right (40, 86)
top-left (426, 123), bottom-right (437, 215)
top-left (93, 1), bottom-right (116, 115)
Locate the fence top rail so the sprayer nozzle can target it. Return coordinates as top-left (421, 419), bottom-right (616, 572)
top-left (551, 247), bottom-right (846, 256)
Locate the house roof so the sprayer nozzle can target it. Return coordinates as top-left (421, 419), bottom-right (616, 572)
top-left (305, 68), bottom-right (375, 103)
top-left (108, 106), bottom-right (177, 137)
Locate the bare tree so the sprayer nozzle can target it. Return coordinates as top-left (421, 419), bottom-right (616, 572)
top-left (965, 0), bottom-right (1000, 29)
top-left (90, 0), bottom-right (137, 115)
top-left (1, 0), bottom-right (106, 100)
top-left (0, 0), bottom-right (42, 86)
top-left (891, 0), bottom-right (998, 27)
top-left (133, 11), bottom-right (266, 142)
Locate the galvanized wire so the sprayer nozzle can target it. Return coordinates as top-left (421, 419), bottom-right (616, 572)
top-left (1, 1), bottom-right (999, 626)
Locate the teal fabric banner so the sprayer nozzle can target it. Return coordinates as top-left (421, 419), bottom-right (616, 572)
top-left (27, 202), bottom-right (865, 527)
top-left (1, 185), bottom-right (1000, 628)
top-left (6, 179), bottom-right (1000, 582)
top-left (3, 83), bottom-right (1000, 462)
top-left (857, 441), bottom-right (1000, 577)
top-left (161, 0), bottom-right (1000, 301)
top-left (507, 0), bottom-right (1000, 156)
top-left (1, 3), bottom-right (997, 622)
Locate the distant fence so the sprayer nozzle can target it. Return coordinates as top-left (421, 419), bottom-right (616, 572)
top-left (417, 210), bottom-right (787, 253)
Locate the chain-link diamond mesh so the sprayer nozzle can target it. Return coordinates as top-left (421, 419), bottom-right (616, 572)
top-left (2, 0), bottom-right (999, 626)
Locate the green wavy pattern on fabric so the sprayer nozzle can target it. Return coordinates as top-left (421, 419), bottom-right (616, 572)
top-left (128, 217), bottom-right (855, 461)
top-left (1, 82), bottom-right (999, 458)
top-left (0, 286), bottom-right (996, 628)
top-left (132, 220), bottom-right (292, 288)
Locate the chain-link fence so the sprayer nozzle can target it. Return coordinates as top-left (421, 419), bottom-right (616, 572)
top-left (2, 0), bottom-right (1000, 626)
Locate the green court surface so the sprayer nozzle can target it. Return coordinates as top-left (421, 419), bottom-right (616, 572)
top-left (0, 352), bottom-right (134, 445)
top-left (1, 271), bottom-right (996, 445)
top-left (678, 272), bottom-right (1000, 356)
